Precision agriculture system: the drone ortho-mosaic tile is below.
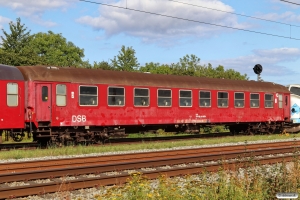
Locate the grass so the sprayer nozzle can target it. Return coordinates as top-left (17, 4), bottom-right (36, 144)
top-left (1, 131), bottom-right (300, 199)
top-left (126, 132), bottom-right (197, 138)
top-left (1, 131), bottom-right (33, 143)
top-left (89, 160), bottom-right (300, 200)
top-left (0, 132), bottom-right (300, 160)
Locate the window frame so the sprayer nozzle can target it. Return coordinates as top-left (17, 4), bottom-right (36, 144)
top-left (199, 91), bottom-right (211, 107)
top-left (217, 91), bottom-right (228, 108)
top-left (250, 93), bottom-right (260, 108)
top-left (157, 89), bottom-right (172, 107)
top-left (56, 84), bottom-right (67, 106)
top-left (108, 86), bottom-right (125, 107)
top-left (79, 85), bottom-right (98, 106)
top-left (42, 86), bottom-right (48, 102)
top-left (278, 94), bottom-right (283, 109)
top-left (234, 92), bottom-right (245, 108)
top-left (7, 82), bottom-right (18, 107)
top-left (290, 86), bottom-right (300, 97)
top-left (179, 90), bottom-right (192, 107)
top-left (134, 88), bottom-right (150, 107)
top-left (265, 93), bottom-right (274, 108)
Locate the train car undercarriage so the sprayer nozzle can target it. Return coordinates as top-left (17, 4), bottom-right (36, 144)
top-left (2, 121), bottom-right (298, 145)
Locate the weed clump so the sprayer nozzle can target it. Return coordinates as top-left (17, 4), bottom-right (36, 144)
top-left (93, 161), bottom-right (300, 200)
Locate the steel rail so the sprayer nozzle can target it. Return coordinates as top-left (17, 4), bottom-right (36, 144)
top-left (105, 132), bottom-right (234, 144)
top-left (0, 144), bottom-right (299, 183)
top-left (1, 140), bottom-right (299, 175)
top-left (0, 142), bottom-right (39, 150)
top-left (0, 153), bottom-right (297, 199)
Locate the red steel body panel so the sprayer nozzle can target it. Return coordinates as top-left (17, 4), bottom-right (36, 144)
top-left (0, 80), bottom-right (25, 129)
top-left (35, 83), bottom-right (52, 121)
top-left (24, 81), bottom-right (290, 128)
top-left (17, 66), bottom-right (290, 128)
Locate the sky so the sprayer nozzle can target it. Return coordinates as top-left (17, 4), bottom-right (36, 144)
top-left (0, 0), bottom-right (300, 85)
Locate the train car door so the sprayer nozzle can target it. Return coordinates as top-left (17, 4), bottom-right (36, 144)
top-left (0, 82), bottom-right (3, 128)
top-left (36, 83), bottom-right (52, 121)
top-left (283, 94), bottom-right (290, 120)
top-left (2, 82), bottom-right (24, 129)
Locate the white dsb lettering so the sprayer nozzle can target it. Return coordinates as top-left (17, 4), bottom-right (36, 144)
top-left (72, 115), bottom-right (87, 122)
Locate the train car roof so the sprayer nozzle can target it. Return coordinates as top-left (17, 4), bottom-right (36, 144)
top-left (16, 65), bottom-right (288, 93)
top-left (0, 64), bottom-right (24, 80)
top-left (287, 84), bottom-right (300, 87)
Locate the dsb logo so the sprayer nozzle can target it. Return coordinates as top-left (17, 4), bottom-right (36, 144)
top-left (72, 115), bottom-right (87, 122)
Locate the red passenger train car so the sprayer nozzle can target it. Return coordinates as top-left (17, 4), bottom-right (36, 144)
top-left (0, 64), bottom-right (25, 143)
top-left (9, 65), bottom-right (289, 145)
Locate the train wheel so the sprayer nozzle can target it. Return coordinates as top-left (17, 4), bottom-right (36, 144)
top-left (267, 123), bottom-right (276, 134)
top-left (246, 130), bottom-right (254, 135)
top-left (267, 128), bottom-right (275, 135)
top-left (11, 132), bottom-right (25, 142)
top-left (229, 127), bottom-right (237, 135)
top-left (37, 138), bottom-right (51, 147)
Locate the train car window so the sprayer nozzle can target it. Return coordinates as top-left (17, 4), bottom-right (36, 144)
top-left (56, 84), bottom-right (66, 106)
top-left (108, 87), bottom-right (124, 106)
top-left (217, 92), bottom-right (228, 107)
top-left (265, 94), bottom-right (274, 108)
top-left (157, 89), bottom-right (171, 107)
top-left (7, 83), bottom-right (18, 107)
top-left (250, 93), bottom-right (259, 108)
top-left (290, 86), bottom-right (300, 96)
top-left (79, 86), bottom-right (98, 106)
top-left (42, 86), bottom-right (48, 102)
top-left (134, 88), bottom-right (149, 106)
top-left (278, 94), bottom-right (283, 108)
top-left (285, 96), bottom-right (288, 106)
top-left (234, 92), bottom-right (244, 108)
top-left (199, 91), bottom-right (211, 107)
top-left (179, 90), bottom-right (192, 107)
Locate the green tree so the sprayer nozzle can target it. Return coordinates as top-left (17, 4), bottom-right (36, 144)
top-left (223, 68), bottom-right (248, 80)
top-left (111, 45), bottom-right (139, 71)
top-left (139, 62), bottom-right (160, 73)
top-left (92, 61), bottom-right (113, 70)
top-left (1, 18), bottom-right (32, 53)
top-left (138, 55), bottom-right (248, 80)
top-left (200, 64), bottom-right (248, 80)
top-left (29, 31), bottom-right (86, 67)
top-left (0, 18), bottom-right (88, 67)
top-left (175, 54), bottom-right (201, 76)
top-left (172, 55), bottom-right (248, 80)
top-left (139, 62), bottom-right (173, 74)
top-left (0, 49), bottom-right (41, 66)
top-left (0, 18), bottom-right (42, 66)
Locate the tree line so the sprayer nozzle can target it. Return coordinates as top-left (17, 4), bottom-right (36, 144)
top-left (0, 18), bottom-right (248, 80)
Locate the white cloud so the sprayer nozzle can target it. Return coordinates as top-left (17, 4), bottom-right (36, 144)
top-left (0, 16), bottom-right (11, 29)
top-left (77, 0), bottom-right (250, 45)
top-left (0, 0), bottom-right (76, 27)
top-left (206, 47), bottom-right (300, 77)
top-left (0, 16), bottom-right (11, 45)
top-left (258, 11), bottom-right (300, 23)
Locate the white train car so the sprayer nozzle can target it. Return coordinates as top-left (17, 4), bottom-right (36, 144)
top-left (287, 84), bottom-right (300, 123)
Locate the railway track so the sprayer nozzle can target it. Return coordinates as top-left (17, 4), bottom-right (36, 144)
top-left (0, 142), bottom-right (39, 150)
top-left (0, 140), bottom-right (299, 198)
top-left (105, 132), bottom-right (234, 143)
